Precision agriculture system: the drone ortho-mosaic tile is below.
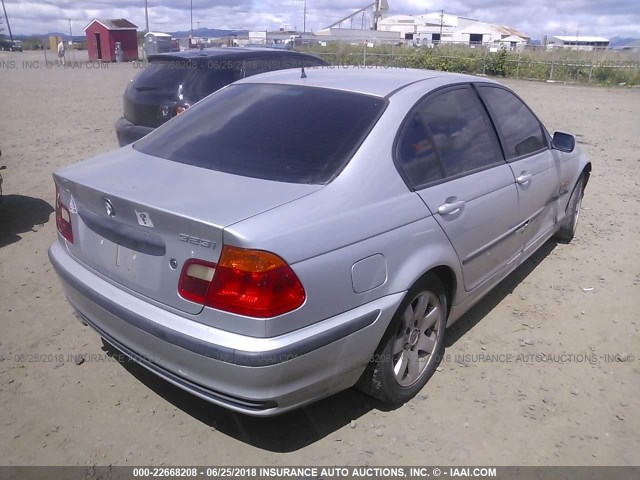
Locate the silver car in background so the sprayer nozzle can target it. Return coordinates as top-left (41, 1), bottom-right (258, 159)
top-left (49, 67), bottom-right (590, 416)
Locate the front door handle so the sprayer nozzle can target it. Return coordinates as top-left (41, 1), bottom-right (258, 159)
top-left (517, 174), bottom-right (532, 185)
top-left (438, 200), bottom-right (465, 216)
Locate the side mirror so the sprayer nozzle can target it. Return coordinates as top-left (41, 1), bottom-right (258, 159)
top-left (552, 131), bottom-right (576, 153)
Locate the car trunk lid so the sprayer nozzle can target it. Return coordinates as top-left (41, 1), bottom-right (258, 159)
top-left (54, 147), bottom-right (322, 314)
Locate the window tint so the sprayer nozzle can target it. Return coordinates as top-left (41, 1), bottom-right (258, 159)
top-left (397, 86), bottom-right (502, 187)
top-left (479, 86), bottom-right (547, 159)
top-left (397, 114), bottom-right (444, 186)
top-left (243, 56), bottom-right (283, 77)
top-left (422, 87), bottom-right (502, 177)
top-left (243, 55), bottom-right (326, 77)
top-left (134, 60), bottom-right (242, 101)
top-left (132, 61), bottom-right (194, 92)
top-left (190, 64), bottom-right (242, 99)
top-left (134, 84), bottom-right (386, 184)
top-left (281, 55), bottom-right (327, 69)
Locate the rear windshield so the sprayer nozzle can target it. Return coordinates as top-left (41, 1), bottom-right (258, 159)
top-left (134, 84), bottom-right (387, 184)
top-left (133, 60), bottom-right (242, 100)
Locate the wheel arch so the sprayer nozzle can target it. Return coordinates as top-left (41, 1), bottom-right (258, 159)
top-left (356, 262), bottom-right (454, 401)
top-left (374, 261), bottom-right (460, 348)
top-left (581, 162), bottom-right (592, 190)
top-left (417, 265), bottom-right (457, 315)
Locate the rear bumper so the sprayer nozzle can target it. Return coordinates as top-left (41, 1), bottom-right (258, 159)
top-left (49, 241), bottom-right (402, 416)
top-left (115, 117), bottom-right (154, 147)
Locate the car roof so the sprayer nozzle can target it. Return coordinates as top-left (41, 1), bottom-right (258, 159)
top-left (148, 47), bottom-right (317, 62)
top-left (236, 66), bottom-right (496, 98)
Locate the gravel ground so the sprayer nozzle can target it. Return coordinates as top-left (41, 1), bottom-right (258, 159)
top-left (0, 50), bottom-right (639, 466)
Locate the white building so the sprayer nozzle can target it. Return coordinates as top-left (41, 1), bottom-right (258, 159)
top-left (547, 36), bottom-right (609, 50)
top-left (377, 13), bottom-right (529, 48)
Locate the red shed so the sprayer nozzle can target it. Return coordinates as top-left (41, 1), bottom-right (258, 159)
top-left (84, 18), bottom-right (138, 62)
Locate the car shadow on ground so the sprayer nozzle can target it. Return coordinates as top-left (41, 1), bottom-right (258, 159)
top-left (444, 239), bottom-right (558, 347)
top-left (101, 339), bottom-right (386, 452)
top-left (102, 238), bottom-right (558, 453)
top-left (0, 194), bottom-right (54, 248)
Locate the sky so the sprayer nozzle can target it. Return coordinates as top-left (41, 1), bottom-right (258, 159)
top-left (1, 0), bottom-right (639, 40)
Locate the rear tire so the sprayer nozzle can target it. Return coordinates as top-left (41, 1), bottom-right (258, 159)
top-left (357, 274), bottom-right (447, 405)
top-left (555, 175), bottom-right (584, 243)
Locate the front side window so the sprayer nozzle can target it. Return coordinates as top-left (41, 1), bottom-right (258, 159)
top-left (478, 86), bottom-right (548, 159)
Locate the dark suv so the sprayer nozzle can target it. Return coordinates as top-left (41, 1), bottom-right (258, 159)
top-left (116, 47), bottom-right (328, 146)
top-left (0, 40), bottom-right (22, 52)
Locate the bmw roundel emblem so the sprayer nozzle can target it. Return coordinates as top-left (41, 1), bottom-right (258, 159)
top-left (104, 198), bottom-right (115, 217)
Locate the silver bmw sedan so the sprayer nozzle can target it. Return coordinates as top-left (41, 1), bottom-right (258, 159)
top-left (49, 67), bottom-right (590, 416)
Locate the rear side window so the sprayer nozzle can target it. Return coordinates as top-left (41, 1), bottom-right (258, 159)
top-left (397, 86), bottom-right (502, 188)
top-left (478, 86), bottom-right (548, 159)
top-left (134, 84), bottom-right (387, 184)
top-left (397, 114), bottom-right (444, 186)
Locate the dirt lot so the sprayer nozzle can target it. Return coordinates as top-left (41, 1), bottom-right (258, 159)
top-left (0, 50), bottom-right (638, 466)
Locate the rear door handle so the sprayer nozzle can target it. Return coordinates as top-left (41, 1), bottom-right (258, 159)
top-left (438, 200), bottom-right (465, 216)
top-left (517, 174), bottom-right (532, 185)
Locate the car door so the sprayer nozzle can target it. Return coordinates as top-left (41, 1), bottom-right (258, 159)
top-left (396, 85), bottom-right (522, 291)
top-left (476, 85), bottom-right (560, 255)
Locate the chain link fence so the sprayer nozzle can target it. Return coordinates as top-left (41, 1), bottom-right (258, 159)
top-left (297, 41), bottom-right (640, 85)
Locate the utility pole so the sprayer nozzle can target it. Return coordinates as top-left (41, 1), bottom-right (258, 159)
top-left (68, 18), bottom-right (76, 60)
top-left (303, 1), bottom-right (306, 33)
top-left (190, 0), bottom-right (193, 37)
top-left (1, 0), bottom-right (14, 42)
top-left (439, 9), bottom-right (443, 39)
top-left (144, 0), bottom-right (149, 33)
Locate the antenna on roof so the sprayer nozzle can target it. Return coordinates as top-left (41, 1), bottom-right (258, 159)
top-left (301, 67), bottom-right (307, 79)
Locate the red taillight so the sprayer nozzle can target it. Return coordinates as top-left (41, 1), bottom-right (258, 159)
top-left (55, 184), bottom-right (74, 243)
top-left (178, 246), bottom-right (306, 318)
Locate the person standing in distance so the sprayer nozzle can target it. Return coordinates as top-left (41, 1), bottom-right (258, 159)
top-left (57, 38), bottom-right (66, 66)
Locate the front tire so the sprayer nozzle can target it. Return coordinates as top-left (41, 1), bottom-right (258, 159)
top-left (555, 175), bottom-right (584, 243)
top-left (358, 274), bottom-right (447, 405)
